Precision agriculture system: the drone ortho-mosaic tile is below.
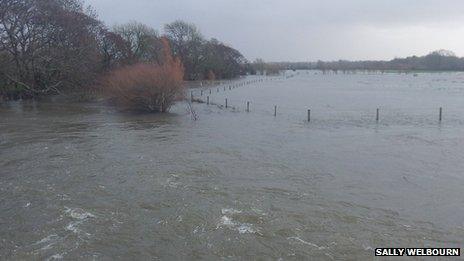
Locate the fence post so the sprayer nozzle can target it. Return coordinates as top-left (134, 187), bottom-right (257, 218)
top-left (207, 96), bottom-right (209, 105)
top-left (201, 90), bottom-right (203, 96)
top-left (190, 91), bottom-right (193, 102)
top-left (274, 105), bottom-right (277, 117)
top-left (307, 109), bottom-right (311, 122)
top-left (247, 101), bottom-right (250, 112)
top-left (376, 108), bottom-right (379, 122)
top-left (225, 98), bottom-right (228, 108)
top-left (439, 107), bottom-right (442, 122)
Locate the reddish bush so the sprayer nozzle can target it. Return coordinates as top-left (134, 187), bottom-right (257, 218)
top-left (104, 39), bottom-right (184, 112)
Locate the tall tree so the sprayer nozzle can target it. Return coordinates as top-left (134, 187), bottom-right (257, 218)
top-left (0, 0), bottom-right (103, 96)
top-left (113, 22), bottom-right (163, 65)
top-left (202, 39), bottom-right (245, 79)
top-left (164, 20), bottom-right (247, 80)
top-left (164, 20), bottom-right (205, 80)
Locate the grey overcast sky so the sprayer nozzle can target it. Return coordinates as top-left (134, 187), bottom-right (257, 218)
top-left (85, 0), bottom-right (464, 62)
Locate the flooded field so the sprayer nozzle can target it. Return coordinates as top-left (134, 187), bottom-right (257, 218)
top-left (1, 71), bottom-right (464, 260)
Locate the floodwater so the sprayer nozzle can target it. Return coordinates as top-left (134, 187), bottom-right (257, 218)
top-left (1, 71), bottom-right (464, 260)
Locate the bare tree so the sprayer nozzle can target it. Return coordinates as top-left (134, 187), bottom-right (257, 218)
top-left (164, 20), bottom-right (247, 80)
top-left (113, 22), bottom-right (163, 65)
top-left (164, 20), bottom-right (205, 80)
top-left (0, 6), bottom-right (250, 100)
top-left (0, 0), bottom-right (102, 97)
top-left (98, 29), bottom-right (131, 71)
top-left (200, 39), bottom-right (246, 79)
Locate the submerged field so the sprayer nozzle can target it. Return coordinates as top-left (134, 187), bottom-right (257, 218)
top-left (1, 71), bottom-right (464, 260)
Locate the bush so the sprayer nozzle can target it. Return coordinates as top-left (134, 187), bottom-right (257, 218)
top-left (103, 40), bottom-right (184, 112)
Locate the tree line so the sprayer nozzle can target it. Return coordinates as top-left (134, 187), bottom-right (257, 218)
top-left (0, 0), bottom-right (248, 100)
top-left (278, 50), bottom-right (464, 72)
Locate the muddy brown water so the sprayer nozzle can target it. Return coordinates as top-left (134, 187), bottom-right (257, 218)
top-left (1, 71), bottom-right (464, 260)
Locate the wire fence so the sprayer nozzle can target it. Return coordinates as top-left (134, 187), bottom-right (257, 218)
top-left (186, 74), bottom-right (464, 126)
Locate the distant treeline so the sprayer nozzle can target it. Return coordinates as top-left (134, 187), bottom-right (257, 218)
top-left (277, 50), bottom-right (464, 72)
top-left (0, 0), bottom-right (251, 100)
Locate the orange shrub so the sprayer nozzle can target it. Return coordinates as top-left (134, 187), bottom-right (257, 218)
top-left (104, 39), bottom-right (184, 112)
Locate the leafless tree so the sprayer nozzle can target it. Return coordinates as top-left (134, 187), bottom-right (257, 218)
top-left (113, 22), bottom-right (163, 65)
top-left (164, 20), bottom-right (205, 80)
top-left (0, 0), bottom-right (102, 97)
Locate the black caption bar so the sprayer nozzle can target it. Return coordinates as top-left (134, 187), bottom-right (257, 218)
top-left (375, 248), bottom-right (460, 256)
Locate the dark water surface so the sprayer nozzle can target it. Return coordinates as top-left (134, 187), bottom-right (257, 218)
top-left (1, 72), bottom-right (464, 260)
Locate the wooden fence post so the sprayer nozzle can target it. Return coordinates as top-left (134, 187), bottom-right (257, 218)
top-left (439, 107), bottom-right (442, 122)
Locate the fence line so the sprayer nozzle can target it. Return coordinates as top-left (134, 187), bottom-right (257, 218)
top-left (194, 98), bottom-right (449, 124)
top-left (188, 75), bottom-right (454, 124)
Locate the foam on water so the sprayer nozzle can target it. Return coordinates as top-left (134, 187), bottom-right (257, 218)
top-left (221, 208), bottom-right (242, 215)
top-left (217, 216), bottom-right (257, 234)
top-left (287, 236), bottom-right (326, 250)
top-left (236, 223), bottom-right (256, 234)
top-left (65, 221), bottom-right (83, 234)
top-left (46, 253), bottom-right (64, 260)
top-left (217, 208), bottom-right (258, 234)
top-left (35, 234), bottom-right (59, 245)
top-left (63, 207), bottom-right (95, 237)
top-left (64, 207), bottom-right (96, 220)
top-left (219, 215), bottom-right (234, 226)
top-left (34, 234), bottom-right (61, 252)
